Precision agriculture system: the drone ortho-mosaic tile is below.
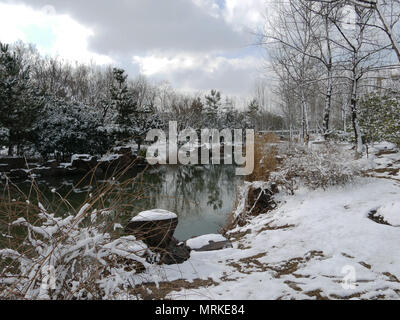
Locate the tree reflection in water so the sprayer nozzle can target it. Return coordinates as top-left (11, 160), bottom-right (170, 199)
top-left (132, 165), bottom-right (241, 239)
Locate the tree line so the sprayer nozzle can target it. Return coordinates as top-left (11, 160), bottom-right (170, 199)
top-left (262, 0), bottom-right (400, 152)
top-left (0, 41), bottom-right (283, 159)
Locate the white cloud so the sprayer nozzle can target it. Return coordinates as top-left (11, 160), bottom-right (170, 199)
top-left (0, 2), bottom-right (112, 65)
top-left (0, 0), bottom-right (269, 96)
top-left (223, 0), bottom-right (266, 32)
top-left (133, 52), bottom-right (263, 95)
top-left (191, 0), bottom-right (221, 18)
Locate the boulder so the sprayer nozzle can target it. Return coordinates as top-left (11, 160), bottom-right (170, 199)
top-left (125, 209), bottom-right (178, 249)
top-left (8, 169), bottom-right (29, 180)
top-left (71, 155), bottom-right (98, 171)
top-left (186, 234), bottom-right (232, 252)
top-left (196, 240), bottom-right (233, 252)
top-left (160, 237), bottom-right (191, 265)
top-left (99, 154), bottom-right (136, 173)
top-left (0, 158), bottom-right (27, 170)
top-left (116, 147), bottom-right (133, 156)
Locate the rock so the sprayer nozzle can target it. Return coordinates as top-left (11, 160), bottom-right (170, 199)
top-left (0, 158), bottom-right (27, 170)
top-left (116, 147), bottom-right (133, 156)
top-left (71, 155), bottom-right (98, 171)
top-left (8, 169), bottom-right (29, 179)
top-left (186, 234), bottom-right (232, 252)
top-left (247, 185), bottom-right (278, 216)
top-left (42, 160), bottom-right (59, 169)
top-left (99, 154), bottom-right (136, 173)
top-left (135, 156), bottom-right (148, 166)
top-left (0, 164), bottom-right (10, 173)
top-left (196, 240), bottom-right (233, 252)
top-left (124, 209), bottom-right (191, 265)
top-left (125, 209), bottom-right (178, 249)
top-left (160, 237), bottom-right (191, 265)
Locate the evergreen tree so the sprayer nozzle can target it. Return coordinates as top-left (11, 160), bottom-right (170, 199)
top-left (204, 89), bottom-right (222, 128)
top-left (34, 98), bottom-right (114, 159)
top-left (246, 99), bottom-right (260, 129)
top-left (0, 42), bottom-right (44, 155)
top-left (110, 68), bottom-right (138, 141)
top-left (359, 94), bottom-right (400, 145)
top-left (134, 105), bottom-right (162, 150)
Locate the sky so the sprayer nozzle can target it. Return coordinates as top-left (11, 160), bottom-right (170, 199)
top-left (0, 0), bottom-right (270, 97)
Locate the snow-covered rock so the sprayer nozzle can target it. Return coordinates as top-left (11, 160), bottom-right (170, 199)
top-left (186, 234), bottom-right (228, 250)
top-left (130, 209), bottom-right (177, 222)
top-left (378, 201), bottom-right (400, 226)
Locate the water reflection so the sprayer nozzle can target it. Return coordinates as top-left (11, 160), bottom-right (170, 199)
top-left (132, 165), bottom-right (241, 240)
top-left (4, 165), bottom-right (241, 240)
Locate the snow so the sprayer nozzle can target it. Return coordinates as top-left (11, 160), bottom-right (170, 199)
top-left (100, 154), bottom-right (122, 162)
top-left (378, 202), bottom-right (400, 226)
top-left (130, 209), bottom-right (177, 222)
top-left (372, 142), bottom-right (398, 152)
top-left (130, 175), bottom-right (400, 300)
top-left (71, 154), bottom-right (93, 162)
top-left (186, 234), bottom-right (227, 250)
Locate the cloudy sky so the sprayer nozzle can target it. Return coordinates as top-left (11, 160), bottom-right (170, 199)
top-left (0, 0), bottom-right (269, 97)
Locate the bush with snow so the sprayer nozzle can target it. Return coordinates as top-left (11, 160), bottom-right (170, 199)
top-left (0, 202), bottom-right (154, 300)
top-left (34, 98), bottom-right (115, 159)
top-left (359, 94), bottom-right (400, 146)
top-left (275, 144), bottom-right (360, 191)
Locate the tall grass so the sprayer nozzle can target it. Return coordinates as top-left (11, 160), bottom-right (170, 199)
top-left (246, 133), bottom-right (280, 182)
top-left (0, 159), bottom-right (164, 300)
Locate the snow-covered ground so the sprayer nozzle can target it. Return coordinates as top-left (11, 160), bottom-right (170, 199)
top-left (130, 145), bottom-right (400, 300)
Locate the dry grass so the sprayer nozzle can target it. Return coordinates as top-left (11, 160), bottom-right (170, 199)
top-left (0, 158), bottom-right (165, 300)
top-left (131, 278), bottom-right (218, 300)
top-left (221, 133), bottom-right (280, 234)
top-left (246, 133), bottom-right (280, 183)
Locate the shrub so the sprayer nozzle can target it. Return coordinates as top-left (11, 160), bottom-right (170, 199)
top-left (359, 94), bottom-right (400, 145)
top-left (0, 168), bottom-right (159, 300)
top-left (0, 202), bottom-right (153, 300)
top-left (275, 144), bottom-right (360, 191)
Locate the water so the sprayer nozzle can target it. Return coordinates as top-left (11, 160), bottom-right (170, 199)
top-left (5, 165), bottom-right (242, 240)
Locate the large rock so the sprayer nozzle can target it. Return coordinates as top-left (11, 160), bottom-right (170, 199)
top-left (0, 158), bottom-right (40, 172)
top-left (186, 234), bottom-right (232, 252)
top-left (99, 154), bottom-right (137, 173)
top-left (8, 169), bottom-right (29, 180)
top-left (160, 237), bottom-right (191, 265)
top-left (71, 155), bottom-right (98, 171)
top-left (125, 209), bottom-right (178, 249)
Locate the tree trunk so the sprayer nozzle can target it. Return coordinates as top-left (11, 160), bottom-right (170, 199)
top-left (323, 69), bottom-right (333, 140)
top-left (8, 144), bottom-right (14, 157)
top-left (350, 77), bottom-right (363, 155)
top-left (301, 93), bottom-right (310, 144)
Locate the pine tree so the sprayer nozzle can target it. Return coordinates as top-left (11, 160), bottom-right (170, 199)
top-left (0, 42), bottom-right (44, 156)
top-left (110, 68), bottom-right (138, 142)
top-left (204, 89), bottom-right (222, 128)
top-left (246, 99), bottom-right (260, 130)
top-left (34, 98), bottom-right (114, 159)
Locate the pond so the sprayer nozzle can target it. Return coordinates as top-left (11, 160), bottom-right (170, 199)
top-left (3, 165), bottom-right (242, 241)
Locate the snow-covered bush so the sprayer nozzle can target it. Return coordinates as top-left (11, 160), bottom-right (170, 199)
top-left (0, 202), bottom-right (153, 300)
top-left (275, 144), bottom-right (360, 191)
top-left (359, 94), bottom-right (400, 146)
top-left (34, 99), bottom-right (115, 159)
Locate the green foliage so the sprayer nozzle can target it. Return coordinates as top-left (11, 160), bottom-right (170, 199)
top-left (246, 99), bottom-right (260, 129)
top-left (0, 42), bottom-right (44, 154)
top-left (111, 68), bottom-right (138, 140)
top-left (34, 98), bottom-right (115, 158)
top-left (359, 94), bottom-right (400, 145)
top-left (204, 89), bottom-right (222, 127)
